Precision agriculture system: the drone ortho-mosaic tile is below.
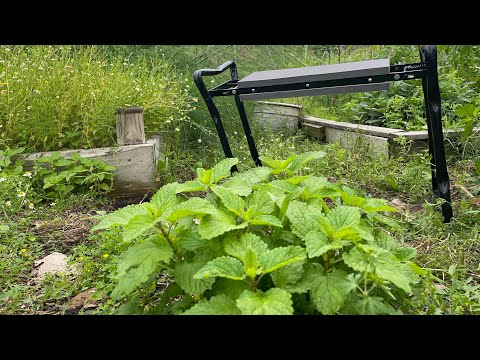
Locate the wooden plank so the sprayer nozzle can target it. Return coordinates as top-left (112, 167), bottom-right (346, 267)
top-left (19, 136), bottom-right (161, 198)
top-left (301, 122), bottom-right (325, 140)
top-left (116, 107), bottom-right (146, 145)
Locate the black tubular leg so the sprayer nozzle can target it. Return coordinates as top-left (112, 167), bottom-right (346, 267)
top-left (193, 62), bottom-right (238, 173)
top-left (234, 95), bottom-right (262, 166)
top-left (420, 45), bottom-right (453, 222)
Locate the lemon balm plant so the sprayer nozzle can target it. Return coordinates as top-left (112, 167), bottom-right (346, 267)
top-left (0, 45), bottom-right (195, 151)
top-left (92, 151), bottom-right (425, 315)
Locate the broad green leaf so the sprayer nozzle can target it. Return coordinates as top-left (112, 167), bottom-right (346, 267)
top-left (288, 151), bottom-right (325, 171)
top-left (333, 226), bottom-right (361, 241)
top-left (342, 195), bottom-right (367, 207)
top-left (233, 166), bottom-right (271, 185)
top-left (373, 230), bottom-right (416, 261)
top-left (281, 263), bottom-right (320, 294)
top-left (177, 229), bottom-right (209, 251)
top-left (175, 261), bottom-right (215, 295)
top-left (356, 219), bottom-right (374, 242)
top-left (286, 200), bottom-right (323, 238)
top-left (305, 230), bottom-right (350, 258)
top-left (149, 182), bottom-right (179, 212)
top-left (164, 197), bottom-right (217, 222)
top-left (250, 215), bottom-right (283, 227)
top-left (198, 210), bottom-right (248, 240)
top-left (122, 214), bottom-right (157, 242)
top-left (343, 244), bottom-right (419, 293)
top-left (197, 168), bottom-right (212, 185)
top-left (341, 185), bottom-right (358, 197)
top-left (244, 248), bottom-right (260, 279)
top-left (394, 248), bottom-right (417, 262)
top-left (175, 180), bottom-right (207, 193)
top-left (194, 256), bottom-right (246, 280)
top-left (270, 260), bottom-right (305, 289)
top-left (260, 155), bottom-right (296, 174)
top-left (310, 270), bottom-right (352, 315)
top-left (346, 296), bottom-right (398, 315)
top-left (236, 288), bottom-right (293, 315)
top-left (182, 294), bottom-right (241, 315)
top-left (211, 185), bottom-right (244, 216)
top-left (369, 213), bottom-right (403, 230)
top-left (286, 175), bottom-right (311, 185)
top-left (111, 236), bottom-right (173, 300)
top-left (259, 245), bottom-right (306, 274)
top-left (474, 157), bottom-right (480, 176)
top-left (91, 203), bottom-right (150, 231)
top-left (327, 206), bottom-right (361, 230)
top-left (246, 190), bottom-right (275, 215)
top-left (455, 103), bottom-right (475, 117)
top-left (224, 233), bottom-right (268, 262)
top-left (211, 158), bottom-right (239, 183)
top-left (222, 177), bottom-right (253, 196)
top-left (212, 278), bottom-right (250, 300)
top-left (268, 180), bottom-right (298, 193)
top-left (362, 198), bottom-right (398, 213)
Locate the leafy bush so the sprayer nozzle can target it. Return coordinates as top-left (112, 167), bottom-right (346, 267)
top-left (92, 152), bottom-right (426, 315)
top-left (0, 45), bottom-right (194, 151)
top-left (32, 152), bottom-right (116, 200)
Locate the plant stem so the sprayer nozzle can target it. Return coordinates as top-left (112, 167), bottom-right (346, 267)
top-left (157, 224), bottom-right (181, 260)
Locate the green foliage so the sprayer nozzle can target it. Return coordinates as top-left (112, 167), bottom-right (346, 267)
top-left (32, 152), bottom-right (116, 200)
top-left (0, 45), bottom-right (195, 152)
top-left (92, 152), bottom-right (427, 314)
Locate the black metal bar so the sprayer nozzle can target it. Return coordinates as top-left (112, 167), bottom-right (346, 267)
top-left (234, 95), bottom-right (262, 166)
top-left (420, 45), bottom-right (453, 223)
top-left (193, 62), bottom-right (238, 172)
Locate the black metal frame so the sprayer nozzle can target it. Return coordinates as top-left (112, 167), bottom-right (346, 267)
top-left (193, 45), bottom-right (453, 222)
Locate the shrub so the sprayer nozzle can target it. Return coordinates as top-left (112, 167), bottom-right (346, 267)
top-left (91, 152), bottom-right (426, 315)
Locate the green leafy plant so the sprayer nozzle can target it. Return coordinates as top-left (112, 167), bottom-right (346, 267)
top-left (33, 152), bottom-right (116, 200)
top-left (91, 151), bottom-right (425, 315)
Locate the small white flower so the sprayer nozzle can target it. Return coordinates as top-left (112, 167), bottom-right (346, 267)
top-left (23, 171), bottom-right (32, 178)
top-left (197, 139), bottom-right (202, 143)
top-left (234, 131), bottom-right (238, 135)
top-left (193, 218), bottom-right (201, 225)
top-left (175, 127), bottom-right (180, 132)
top-left (0, 177), bottom-right (6, 182)
top-left (165, 119), bottom-right (171, 124)
top-left (50, 202), bottom-right (56, 206)
top-left (17, 191), bottom-right (26, 197)
top-left (28, 203), bottom-right (34, 210)
top-left (5, 201), bottom-right (11, 207)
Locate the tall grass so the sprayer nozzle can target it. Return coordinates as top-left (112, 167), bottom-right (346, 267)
top-left (0, 45), bottom-right (195, 151)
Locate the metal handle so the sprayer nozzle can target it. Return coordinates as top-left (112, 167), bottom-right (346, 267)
top-left (193, 61), bottom-right (238, 100)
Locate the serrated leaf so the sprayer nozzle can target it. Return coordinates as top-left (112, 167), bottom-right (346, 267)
top-left (194, 256), bottom-right (246, 280)
top-left (348, 296), bottom-right (399, 315)
top-left (91, 203), bottom-right (150, 231)
top-left (164, 197), bottom-right (217, 222)
top-left (259, 245), bottom-right (306, 274)
top-left (175, 180), bottom-right (207, 193)
top-left (197, 168), bottom-right (212, 185)
top-left (286, 175), bottom-right (311, 185)
top-left (286, 200), bottom-right (323, 238)
top-left (327, 206), bottom-right (361, 230)
top-left (310, 270), bottom-right (352, 315)
top-left (369, 213), bottom-right (403, 230)
top-left (246, 189), bottom-right (275, 216)
top-left (175, 261), bottom-right (215, 295)
top-left (182, 294), bottom-right (241, 315)
top-left (341, 185), bottom-right (358, 197)
top-left (260, 155), bottom-right (296, 173)
top-left (244, 248), bottom-right (260, 279)
top-left (236, 288), bottom-right (293, 315)
top-left (234, 166), bottom-right (272, 185)
top-left (224, 233), bottom-right (269, 262)
top-left (268, 179), bottom-right (298, 193)
top-left (177, 229), bottom-right (208, 251)
top-left (305, 230), bottom-right (350, 258)
top-left (197, 210), bottom-right (248, 240)
top-left (333, 226), bottom-right (362, 241)
top-left (250, 215), bottom-right (283, 227)
top-left (343, 244), bottom-right (419, 293)
top-left (211, 185), bottom-right (244, 216)
top-left (357, 219), bottom-right (374, 242)
top-left (149, 182), bottom-right (179, 212)
top-left (455, 103), bottom-right (475, 117)
top-left (373, 229), bottom-right (416, 261)
top-left (288, 151), bottom-right (325, 171)
top-left (212, 278), bottom-right (250, 300)
top-left (122, 214), bottom-right (157, 242)
top-left (111, 236), bottom-right (173, 300)
top-left (342, 195), bottom-right (367, 207)
top-left (362, 198), bottom-right (398, 213)
top-left (222, 177), bottom-right (253, 196)
top-left (211, 158), bottom-right (239, 183)
top-left (270, 260), bottom-right (305, 289)
top-left (281, 263), bottom-right (319, 294)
